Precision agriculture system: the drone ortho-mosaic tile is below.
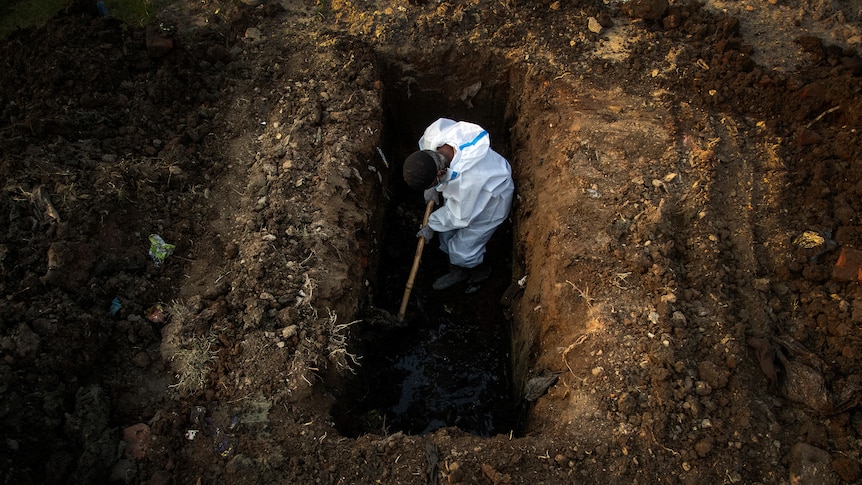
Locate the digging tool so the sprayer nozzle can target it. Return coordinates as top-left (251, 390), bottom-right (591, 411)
top-left (397, 199), bottom-right (436, 322)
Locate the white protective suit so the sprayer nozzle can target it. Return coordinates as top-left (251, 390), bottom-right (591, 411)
top-left (420, 118), bottom-right (515, 268)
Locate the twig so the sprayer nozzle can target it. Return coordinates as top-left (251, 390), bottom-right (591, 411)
top-left (566, 280), bottom-right (595, 308)
top-left (806, 105), bottom-right (840, 129)
top-left (329, 241), bottom-right (343, 262)
top-left (299, 249), bottom-right (316, 267)
top-left (650, 429), bottom-right (680, 456)
top-left (561, 334), bottom-right (589, 382)
top-left (376, 146), bottom-right (389, 168)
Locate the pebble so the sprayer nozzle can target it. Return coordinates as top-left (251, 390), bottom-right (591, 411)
top-left (131, 351), bottom-right (151, 368)
top-left (694, 438), bottom-right (713, 457)
top-left (789, 443), bottom-right (838, 485)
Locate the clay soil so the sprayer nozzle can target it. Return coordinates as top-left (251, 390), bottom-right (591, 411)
top-left (2, 0), bottom-right (862, 483)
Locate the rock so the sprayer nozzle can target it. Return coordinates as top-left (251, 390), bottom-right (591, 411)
top-left (596, 11), bottom-right (613, 28)
top-left (795, 36), bottom-right (825, 61)
top-left (752, 278), bottom-right (770, 292)
top-left (145, 26), bottom-right (174, 58)
top-left (118, 425), bottom-right (145, 457)
top-left (41, 241), bottom-right (96, 291)
top-left (588, 17), bottom-right (603, 34)
top-left (697, 361), bottom-right (729, 389)
top-left (694, 437), bottom-right (713, 457)
top-left (795, 127), bottom-right (823, 146)
top-left (832, 455), bottom-right (861, 483)
top-left (245, 28), bottom-right (263, 42)
top-left (617, 392), bottom-right (636, 414)
top-left (13, 324), bottom-right (41, 358)
top-left (663, 13), bottom-right (679, 29)
top-left (131, 351), bottom-right (151, 368)
top-left (281, 325), bottom-right (298, 339)
top-left (694, 380), bottom-right (712, 396)
top-left (524, 371), bottom-right (558, 401)
top-left (853, 299), bottom-right (862, 324)
top-left (789, 443), bottom-right (839, 485)
top-left (109, 458), bottom-right (137, 484)
top-left (621, 0), bottom-right (668, 22)
top-left (833, 247), bottom-right (862, 283)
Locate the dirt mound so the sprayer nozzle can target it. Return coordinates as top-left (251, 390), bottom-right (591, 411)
top-left (1, 0), bottom-right (862, 483)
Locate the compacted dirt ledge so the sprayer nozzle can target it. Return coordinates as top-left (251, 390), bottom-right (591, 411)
top-left (1, 0), bottom-right (862, 483)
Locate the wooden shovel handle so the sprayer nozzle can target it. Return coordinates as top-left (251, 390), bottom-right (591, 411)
top-left (397, 200), bottom-right (436, 322)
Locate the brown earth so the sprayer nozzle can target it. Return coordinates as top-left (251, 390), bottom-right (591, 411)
top-left (2, 0), bottom-right (862, 483)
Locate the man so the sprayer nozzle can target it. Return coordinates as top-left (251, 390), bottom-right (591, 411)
top-left (402, 118), bottom-right (515, 290)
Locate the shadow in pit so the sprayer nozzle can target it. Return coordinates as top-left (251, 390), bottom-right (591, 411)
top-left (332, 207), bottom-right (520, 437)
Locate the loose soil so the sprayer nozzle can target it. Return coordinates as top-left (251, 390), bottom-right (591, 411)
top-left (2, 0), bottom-right (862, 483)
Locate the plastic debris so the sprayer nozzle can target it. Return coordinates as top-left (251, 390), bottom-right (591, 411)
top-left (145, 304), bottom-right (168, 324)
top-left (214, 429), bottom-right (234, 458)
top-left (525, 371), bottom-right (559, 401)
top-left (190, 406), bottom-right (207, 426)
top-left (109, 297), bottom-right (122, 316)
top-left (196, 413), bottom-right (236, 458)
top-left (148, 234), bottom-right (175, 266)
top-left (30, 185), bottom-right (61, 223)
top-left (793, 231), bottom-right (825, 249)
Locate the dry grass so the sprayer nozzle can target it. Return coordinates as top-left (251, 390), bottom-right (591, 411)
top-left (1, 0), bottom-right (168, 39)
top-left (164, 300), bottom-right (218, 395)
top-left (326, 309), bottom-right (361, 373)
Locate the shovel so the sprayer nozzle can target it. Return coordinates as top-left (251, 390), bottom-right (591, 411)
top-left (397, 200), bottom-right (436, 322)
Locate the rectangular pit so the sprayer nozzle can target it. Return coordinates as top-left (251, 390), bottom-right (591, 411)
top-left (330, 51), bottom-right (531, 438)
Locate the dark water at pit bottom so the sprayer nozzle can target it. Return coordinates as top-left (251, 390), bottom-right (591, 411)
top-left (332, 208), bottom-right (519, 437)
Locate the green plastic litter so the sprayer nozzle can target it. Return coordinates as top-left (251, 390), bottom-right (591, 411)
top-left (148, 234), bottom-right (175, 266)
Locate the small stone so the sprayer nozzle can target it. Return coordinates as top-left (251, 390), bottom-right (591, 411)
top-left (145, 26), bottom-right (174, 58)
top-left (588, 17), bottom-right (603, 34)
top-left (245, 28), bottom-right (263, 42)
top-left (695, 381), bottom-right (712, 396)
top-left (752, 278), bottom-right (770, 292)
top-left (833, 456), bottom-right (861, 483)
top-left (617, 392), bottom-right (636, 414)
top-left (694, 438), bottom-right (713, 457)
top-left (790, 443), bottom-right (838, 485)
top-left (131, 351), bottom-right (151, 368)
top-left (281, 325), bottom-right (298, 339)
top-left (698, 361), bottom-right (729, 389)
top-left (796, 127), bottom-right (823, 146)
top-left (621, 0), bottom-right (669, 22)
top-left (123, 423), bottom-right (150, 460)
top-left (833, 247), bottom-right (862, 283)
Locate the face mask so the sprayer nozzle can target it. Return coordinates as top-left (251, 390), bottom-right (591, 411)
top-left (424, 150), bottom-right (448, 171)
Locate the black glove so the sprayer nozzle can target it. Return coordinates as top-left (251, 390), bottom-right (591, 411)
top-left (423, 188), bottom-right (440, 205)
top-left (416, 225), bottom-right (434, 242)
